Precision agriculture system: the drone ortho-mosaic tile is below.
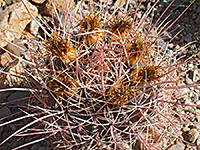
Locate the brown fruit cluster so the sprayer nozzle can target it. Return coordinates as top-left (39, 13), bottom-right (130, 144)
top-left (43, 32), bottom-right (76, 63)
top-left (77, 12), bottom-right (104, 44)
top-left (47, 72), bottom-right (78, 98)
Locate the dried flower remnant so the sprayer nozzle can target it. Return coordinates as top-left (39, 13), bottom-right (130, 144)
top-left (132, 64), bottom-right (163, 85)
top-left (43, 32), bottom-right (76, 63)
top-left (125, 38), bottom-right (151, 65)
top-left (47, 72), bottom-right (78, 98)
top-left (108, 16), bottom-right (132, 39)
top-left (107, 82), bottom-right (137, 105)
top-left (77, 12), bottom-right (104, 44)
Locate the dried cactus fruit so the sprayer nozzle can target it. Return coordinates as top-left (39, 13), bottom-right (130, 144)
top-left (124, 38), bottom-right (152, 65)
top-left (132, 64), bottom-right (164, 85)
top-left (107, 82), bottom-right (137, 105)
top-left (107, 15), bottom-right (132, 39)
top-left (77, 12), bottom-right (104, 44)
top-left (47, 72), bottom-right (78, 98)
top-left (43, 32), bottom-right (76, 63)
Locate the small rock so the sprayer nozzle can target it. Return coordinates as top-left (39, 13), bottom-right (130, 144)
top-left (0, 52), bottom-right (12, 67)
top-left (9, 124), bottom-right (16, 131)
top-left (31, 144), bottom-right (40, 150)
top-left (188, 64), bottom-right (194, 69)
top-left (185, 33), bottom-right (193, 43)
top-left (0, 89), bottom-right (12, 103)
top-left (189, 19), bottom-right (194, 25)
top-left (4, 0), bottom-right (17, 6)
top-left (196, 100), bottom-right (200, 106)
top-left (168, 143), bottom-right (185, 150)
top-left (192, 13), bottom-right (196, 20)
top-left (195, 14), bottom-right (200, 24)
top-left (175, 23), bottom-right (181, 29)
top-left (98, 0), bottom-right (113, 3)
top-left (197, 136), bottom-right (200, 146)
top-left (192, 92), bottom-right (199, 102)
top-left (136, 12), bottom-right (142, 19)
top-left (32, 0), bottom-right (45, 5)
top-left (5, 38), bottom-right (27, 59)
top-left (182, 17), bottom-right (190, 24)
top-left (180, 37), bottom-right (184, 43)
top-left (0, 0), bottom-right (3, 6)
top-left (119, 140), bottom-right (131, 150)
top-left (39, 147), bottom-right (48, 150)
top-left (0, 60), bottom-right (24, 86)
top-left (185, 75), bottom-right (193, 85)
top-left (175, 44), bottom-right (181, 50)
top-left (194, 84), bottom-right (200, 91)
top-left (168, 43), bottom-right (174, 49)
top-left (193, 69), bottom-right (199, 82)
top-left (115, 133), bottom-right (122, 142)
top-left (7, 92), bottom-right (29, 101)
top-left (190, 117), bottom-right (196, 122)
top-left (194, 123), bottom-right (200, 131)
top-left (188, 128), bottom-right (199, 143)
top-left (44, 0), bottom-right (74, 16)
top-left (196, 115), bottom-right (200, 123)
top-left (182, 126), bottom-right (190, 132)
top-left (23, 31), bottom-right (35, 39)
top-left (162, 138), bottom-right (168, 148)
top-left (111, 0), bottom-right (127, 9)
top-left (0, 106), bottom-right (11, 118)
top-left (29, 20), bottom-right (40, 36)
top-left (0, 120), bottom-right (4, 138)
top-left (7, 91), bottom-right (30, 106)
top-left (0, 0), bottom-right (38, 47)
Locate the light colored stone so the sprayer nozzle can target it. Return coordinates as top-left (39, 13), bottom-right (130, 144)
top-left (0, 0), bottom-right (38, 47)
top-left (188, 129), bottom-right (199, 143)
top-left (4, 0), bottom-right (14, 5)
top-left (29, 20), bottom-right (40, 36)
top-left (44, 0), bottom-right (74, 16)
top-left (4, 38), bottom-right (27, 58)
top-left (168, 143), bottom-right (185, 150)
top-left (196, 100), bottom-right (200, 106)
top-left (111, 0), bottom-right (126, 8)
top-left (0, 52), bottom-right (12, 67)
top-left (182, 126), bottom-right (190, 133)
top-left (196, 115), bottom-right (200, 123)
top-left (0, 0), bottom-right (3, 6)
top-left (193, 69), bottom-right (200, 82)
top-left (32, 0), bottom-right (45, 5)
top-left (197, 136), bottom-right (200, 146)
top-left (136, 12), bottom-right (142, 19)
top-left (186, 75), bottom-right (193, 85)
top-left (119, 141), bottom-right (131, 150)
top-left (97, 0), bottom-right (113, 3)
top-left (175, 44), bottom-right (181, 50)
top-left (5, 38), bottom-right (26, 59)
top-left (168, 43), bottom-right (174, 49)
top-left (0, 60), bottom-right (24, 86)
top-left (188, 64), bottom-right (194, 69)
